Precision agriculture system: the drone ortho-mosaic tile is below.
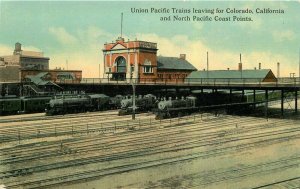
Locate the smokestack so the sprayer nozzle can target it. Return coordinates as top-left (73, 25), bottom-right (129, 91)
top-left (179, 54), bottom-right (186, 60)
top-left (14, 42), bottom-right (22, 55)
top-left (259, 62), bottom-right (261, 70)
top-left (206, 52), bottom-right (209, 71)
top-left (206, 52), bottom-right (209, 78)
top-left (240, 53), bottom-right (241, 63)
top-left (238, 53), bottom-right (242, 71)
top-left (277, 62), bottom-right (280, 78)
top-left (238, 63), bottom-right (242, 71)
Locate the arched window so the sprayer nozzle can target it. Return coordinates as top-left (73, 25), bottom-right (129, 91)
top-left (115, 56), bottom-right (126, 73)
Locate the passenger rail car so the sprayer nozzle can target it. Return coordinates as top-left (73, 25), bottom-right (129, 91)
top-left (0, 96), bottom-right (21, 115)
top-left (0, 96), bottom-right (51, 115)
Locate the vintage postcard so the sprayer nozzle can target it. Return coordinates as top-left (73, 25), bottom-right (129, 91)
top-left (0, 1), bottom-right (299, 189)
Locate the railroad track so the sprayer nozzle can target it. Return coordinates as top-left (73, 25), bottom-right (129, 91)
top-left (0, 114), bottom-right (296, 166)
top-left (3, 133), bottom-right (299, 189)
top-left (0, 113), bottom-right (270, 160)
top-left (0, 112), bottom-right (154, 143)
top-left (0, 110), bottom-right (119, 124)
top-left (145, 155), bottom-right (300, 188)
top-left (1, 114), bottom-right (299, 188)
top-left (251, 177), bottom-right (300, 189)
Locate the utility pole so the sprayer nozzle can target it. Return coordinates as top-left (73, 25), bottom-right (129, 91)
top-left (131, 82), bottom-right (136, 120)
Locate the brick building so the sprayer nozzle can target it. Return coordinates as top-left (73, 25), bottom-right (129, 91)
top-left (0, 43), bottom-right (50, 82)
top-left (0, 43), bottom-right (82, 84)
top-left (103, 37), bottom-right (196, 83)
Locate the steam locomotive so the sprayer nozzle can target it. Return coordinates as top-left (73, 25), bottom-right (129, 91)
top-left (118, 94), bottom-right (157, 115)
top-left (154, 96), bottom-right (198, 119)
top-left (45, 94), bottom-right (122, 115)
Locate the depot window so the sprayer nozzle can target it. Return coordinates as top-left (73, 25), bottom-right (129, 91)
top-left (143, 66), bottom-right (153, 73)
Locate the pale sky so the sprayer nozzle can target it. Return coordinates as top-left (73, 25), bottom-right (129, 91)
top-left (0, 1), bottom-right (299, 77)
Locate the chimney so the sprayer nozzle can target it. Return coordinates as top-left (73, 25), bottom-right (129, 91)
top-left (238, 53), bottom-right (242, 71)
top-left (277, 62), bottom-right (280, 78)
top-left (227, 68), bottom-right (230, 70)
top-left (254, 67), bottom-right (257, 70)
top-left (180, 54), bottom-right (186, 60)
top-left (259, 62), bottom-right (261, 70)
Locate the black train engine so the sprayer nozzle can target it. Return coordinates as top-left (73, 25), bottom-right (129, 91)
top-left (118, 94), bottom-right (157, 115)
top-left (155, 96), bottom-right (198, 119)
top-left (45, 94), bottom-right (110, 115)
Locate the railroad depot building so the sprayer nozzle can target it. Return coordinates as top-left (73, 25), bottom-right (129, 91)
top-left (102, 37), bottom-right (197, 82)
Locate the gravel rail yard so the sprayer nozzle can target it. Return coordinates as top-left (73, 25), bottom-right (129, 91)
top-left (0, 110), bottom-right (299, 189)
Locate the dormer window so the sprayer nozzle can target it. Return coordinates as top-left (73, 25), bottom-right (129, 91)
top-left (143, 59), bottom-right (153, 73)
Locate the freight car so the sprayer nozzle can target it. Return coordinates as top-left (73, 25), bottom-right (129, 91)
top-left (154, 96), bottom-right (197, 119)
top-left (118, 94), bottom-right (157, 115)
top-left (45, 94), bottom-right (112, 115)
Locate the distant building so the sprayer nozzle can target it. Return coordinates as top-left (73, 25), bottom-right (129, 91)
top-left (21, 69), bottom-right (82, 83)
top-left (0, 43), bottom-right (50, 82)
top-left (102, 37), bottom-right (196, 82)
top-left (2, 42), bottom-right (49, 70)
top-left (0, 43), bottom-right (82, 85)
top-left (186, 69), bottom-right (277, 82)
